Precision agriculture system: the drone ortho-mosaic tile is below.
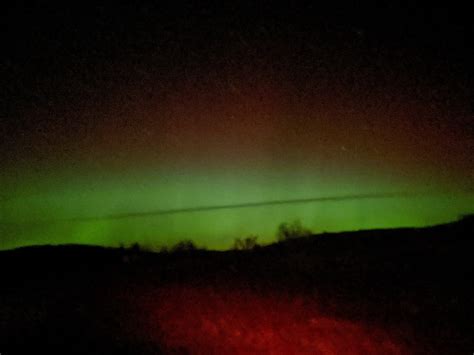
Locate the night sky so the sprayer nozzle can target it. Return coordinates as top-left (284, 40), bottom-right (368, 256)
top-left (1, 3), bottom-right (473, 250)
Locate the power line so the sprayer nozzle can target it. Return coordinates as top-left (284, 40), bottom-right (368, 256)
top-left (1, 189), bottom-right (472, 226)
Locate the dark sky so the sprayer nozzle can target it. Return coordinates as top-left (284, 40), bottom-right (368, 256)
top-left (2, 3), bottom-right (472, 162)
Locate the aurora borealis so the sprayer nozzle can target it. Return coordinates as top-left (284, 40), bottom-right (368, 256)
top-left (1, 3), bottom-right (473, 250)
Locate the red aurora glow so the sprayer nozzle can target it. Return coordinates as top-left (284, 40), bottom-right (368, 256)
top-left (143, 286), bottom-right (409, 354)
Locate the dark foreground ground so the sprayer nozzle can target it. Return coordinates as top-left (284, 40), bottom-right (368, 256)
top-left (1, 216), bottom-right (473, 354)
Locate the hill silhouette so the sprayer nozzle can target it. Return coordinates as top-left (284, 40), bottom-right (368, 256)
top-left (0, 216), bottom-right (473, 354)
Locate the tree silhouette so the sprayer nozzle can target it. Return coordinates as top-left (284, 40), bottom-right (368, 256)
top-left (276, 220), bottom-right (312, 242)
top-left (233, 235), bottom-right (259, 250)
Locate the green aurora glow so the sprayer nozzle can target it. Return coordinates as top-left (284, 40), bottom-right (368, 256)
top-left (1, 167), bottom-right (472, 250)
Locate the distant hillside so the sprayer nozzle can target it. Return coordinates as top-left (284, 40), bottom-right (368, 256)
top-left (1, 215), bottom-right (472, 354)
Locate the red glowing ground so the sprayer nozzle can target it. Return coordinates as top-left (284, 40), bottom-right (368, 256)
top-left (141, 285), bottom-right (408, 354)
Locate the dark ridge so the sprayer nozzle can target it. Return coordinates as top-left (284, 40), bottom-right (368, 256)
top-left (0, 215), bottom-right (473, 354)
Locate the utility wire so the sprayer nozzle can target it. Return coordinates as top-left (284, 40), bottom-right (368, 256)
top-left (1, 189), bottom-right (472, 226)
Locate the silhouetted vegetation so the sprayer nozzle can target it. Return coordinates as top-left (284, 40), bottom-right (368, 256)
top-left (233, 235), bottom-right (259, 250)
top-left (276, 220), bottom-right (312, 241)
top-left (170, 239), bottom-right (198, 253)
